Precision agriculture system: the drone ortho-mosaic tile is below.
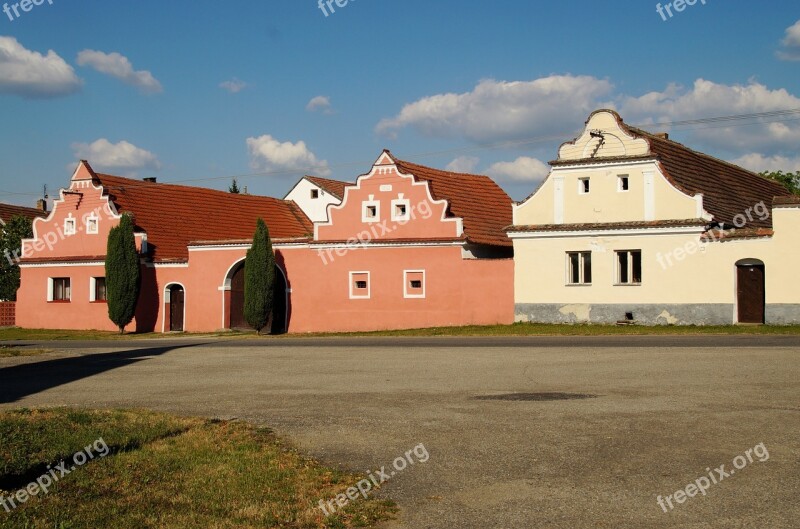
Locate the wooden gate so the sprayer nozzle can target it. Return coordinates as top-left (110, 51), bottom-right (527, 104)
top-left (169, 285), bottom-right (185, 332)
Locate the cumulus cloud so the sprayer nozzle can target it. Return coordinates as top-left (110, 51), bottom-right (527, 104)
top-left (306, 95), bottom-right (333, 114)
top-left (376, 76), bottom-right (614, 142)
top-left (76, 50), bottom-right (162, 94)
top-left (445, 156), bottom-right (480, 173)
top-left (778, 20), bottom-right (800, 61)
top-left (220, 78), bottom-right (249, 93)
top-left (0, 36), bottom-right (81, 98)
top-left (732, 153), bottom-right (800, 174)
top-left (486, 157), bottom-right (550, 182)
top-left (71, 139), bottom-right (161, 174)
top-left (246, 135), bottom-right (331, 177)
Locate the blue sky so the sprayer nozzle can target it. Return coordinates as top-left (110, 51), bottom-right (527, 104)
top-left (1, 0), bottom-right (799, 205)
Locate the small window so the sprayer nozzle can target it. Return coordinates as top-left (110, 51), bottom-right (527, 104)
top-left (567, 252), bottom-right (592, 285)
top-left (404, 270), bottom-right (425, 298)
top-left (362, 197), bottom-right (380, 223)
top-left (51, 278), bottom-right (71, 302)
top-left (349, 272), bottom-right (370, 299)
top-left (366, 206), bottom-right (377, 218)
top-left (395, 204), bottom-right (407, 217)
top-left (64, 218), bottom-right (76, 235)
top-left (618, 175), bottom-right (630, 192)
top-left (310, 189), bottom-right (320, 199)
top-left (617, 250), bottom-right (642, 285)
top-left (579, 178), bottom-right (590, 194)
top-left (86, 217), bottom-right (99, 234)
top-left (391, 197), bottom-right (411, 221)
top-left (91, 277), bottom-right (107, 302)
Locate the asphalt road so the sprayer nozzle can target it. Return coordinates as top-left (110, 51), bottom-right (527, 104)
top-left (1, 337), bottom-right (798, 528)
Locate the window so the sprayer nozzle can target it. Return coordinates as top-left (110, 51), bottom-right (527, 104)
top-left (310, 189), bottom-right (320, 199)
top-left (617, 250), bottom-right (642, 285)
top-left (404, 270), bottom-right (426, 298)
top-left (618, 175), bottom-right (630, 192)
top-left (50, 278), bottom-right (71, 302)
top-left (64, 218), bottom-right (76, 235)
top-left (361, 197), bottom-right (380, 223)
top-left (86, 216), bottom-right (99, 234)
top-left (579, 178), bottom-right (590, 194)
top-left (91, 277), bottom-right (107, 302)
top-left (567, 252), bottom-right (592, 285)
top-left (349, 272), bottom-right (370, 299)
top-left (391, 196), bottom-right (411, 222)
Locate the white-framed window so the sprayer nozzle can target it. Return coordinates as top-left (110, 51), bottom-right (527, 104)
top-left (566, 252), bottom-right (592, 285)
top-left (578, 178), bottom-right (590, 194)
top-left (616, 250), bottom-right (642, 285)
top-left (391, 195), bottom-right (411, 222)
top-left (618, 175), bottom-right (630, 192)
top-left (48, 277), bottom-right (71, 302)
top-left (64, 217), bottom-right (76, 235)
top-left (349, 271), bottom-right (371, 299)
top-left (90, 277), bottom-right (107, 302)
top-left (361, 195), bottom-right (380, 223)
top-left (404, 270), bottom-right (426, 299)
top-left (85, 215), bottom-right (99, 234)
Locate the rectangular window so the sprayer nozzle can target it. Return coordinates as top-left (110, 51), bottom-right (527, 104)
top-left (51, 278), bottom-right (71, 301)
top-left (567, 252), bottom-right (592, 285)
top-left (349, 272), bottom-right (370, 299)
top-left (579, 178), bottom-right (590, 194)
top-left (64, 218), bottom-right (76, 235)
top-left (616, 250), bottom-right (642, 285)
top-left (404, 270), bottom-right (426, 298)
top-left (618, 175), bottom-right (629, 192)
top-left (86, 217), bottom-right (99, 234)
top-left (310, 189), bottom-right (319, 199)
top-left (91, 277), bottom-right (107, 302)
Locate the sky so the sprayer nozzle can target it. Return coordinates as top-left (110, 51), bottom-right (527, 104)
top-left (0, 0), bottom-right (799, 206)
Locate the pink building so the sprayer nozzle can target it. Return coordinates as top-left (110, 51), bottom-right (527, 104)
top-left (16, 151), bottom-right (514, 333)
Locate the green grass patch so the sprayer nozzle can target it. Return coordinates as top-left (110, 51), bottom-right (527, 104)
top-left (0, 346), bottom-right (51, 358)
top-left (0, 408), bottom-right (396, 528)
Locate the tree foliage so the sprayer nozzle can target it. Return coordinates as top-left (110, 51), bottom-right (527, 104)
top-left (229, 178), bottom-right (241, 194)
top-left (0, 215), bottom-right (33, 301)
top-left (244, 218), bottom-right (275, 335)
top-left (105, 213), bottom-right (140, 333)
top-left (761, 170), bottom-right (800, 196)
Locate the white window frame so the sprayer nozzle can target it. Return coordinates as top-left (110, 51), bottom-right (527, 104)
top-left (90, 277), bottom-right (107, 302)
top-left (566, 252), bottom-right (592, 286)
top-left (349, 271), bottom-right (371, 299)
top-left (404, 270), bottom-right (426, 299)
top-left (64, 216), bottom-right (76, 235)
top-left (48, 277), bottom-right (71, 302)
top-left (615, 250), bottom-right (643, 286)
top-left (578, 178), bottom-right (590, 195)
top-left (618, 174), bottom-right (630, 192)
top-left (361, 195), bottom-right (380, 224)
top-left (391, 195), bottom-right (411, 222)
top-left (85, 214), bottom-right (99, 234)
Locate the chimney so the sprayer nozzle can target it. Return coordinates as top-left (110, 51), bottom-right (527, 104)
top-left (36, 199), bottom-right (48, 212)
top-left (143, 177), bottom-right (157, 183)
top-left (655, 132), bottom-right (669, 140)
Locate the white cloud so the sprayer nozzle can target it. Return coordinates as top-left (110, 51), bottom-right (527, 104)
top-left (246, 135), bottom-right (330, 177)
top-left (618, 78), bottom-right (800, 153)
top-left (486, 157), bottom-right (550, 182)
top-left (778, 20), bottom-right (800, 61)
top-left (732, 153), bottom-right (800, 174)
top-left (0, 36), bottom-right (81, 98)
top-left (306, 95), bottom-right (333, 114)
top-left (220, 78), bottom-right (249, 93)
top-left (76, 50), bottom-right (162, 94)
top-left (445, 156), bottom-right (480, 173)
top-left (71, 139), bottom-right (161, 174)
top-left (376, 76), bottom-right (614, 142)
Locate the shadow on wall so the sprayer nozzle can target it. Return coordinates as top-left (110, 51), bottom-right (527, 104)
top-left (136, 263), bottom-right (159, 333)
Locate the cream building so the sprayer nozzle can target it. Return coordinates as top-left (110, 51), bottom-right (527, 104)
top-left (509, 109), bottom-right (800, 325)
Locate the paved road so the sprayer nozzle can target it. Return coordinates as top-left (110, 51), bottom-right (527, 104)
top-left (1, 338), bottom-right (798, 528)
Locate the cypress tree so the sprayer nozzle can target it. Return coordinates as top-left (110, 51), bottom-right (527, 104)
top-left (105, 213), bottom-right (140, 333)
top-left (244, 218), bottom-right (275, 335)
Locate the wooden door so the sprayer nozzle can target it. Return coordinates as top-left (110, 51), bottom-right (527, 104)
top-left (737, 265), bottom-right (765, 324)
top-left (170, 286), bottom-right (184, 332)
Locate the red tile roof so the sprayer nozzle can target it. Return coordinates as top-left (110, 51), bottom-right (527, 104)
top-left (94, 172), bottom-right (313, 262)
top-left (386, 152), bottom-right (513, 247)
top-left (305, 176), bottom-right (352, 200)
top-left (0, 202), bottom-right (47, 224)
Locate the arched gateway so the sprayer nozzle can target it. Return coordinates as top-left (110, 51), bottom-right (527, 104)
top-left (224, 260), bottom-right (289, 334)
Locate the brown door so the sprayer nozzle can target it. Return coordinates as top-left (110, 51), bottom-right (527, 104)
top-left (229, 264), bottom-right (250, 329)
top-left (737, 265), bottom-right (765, 324)
top-left (169, 286), bottom-right (185, 332)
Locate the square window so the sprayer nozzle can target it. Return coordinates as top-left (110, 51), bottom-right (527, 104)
top-left (51, 277), bottom-right (71, 301)
top-left (616, 250), bottom-right (642, 285)
top-left (86, 217), bottom-right (99, 234)
top-left (618, 175), bottom-right (630, 192)
top-left (567, 252), bottom-right (592, 285)
top-left (64, 218), bottom-right (76, 235)
top-left (396, 204), bottom-right (406, 217)
top-left (404, 270), bottom-right (425, 298)
top-left (391, 197), bottom-right (411, 222)
top-left (579, 178), bottom-right (590, 194)
top-left (310, 189), bottom-right (320, 199)
top-left (349, 272), bottom-right (370, 299)
top-left (366, 206), bottom-right (377, 218)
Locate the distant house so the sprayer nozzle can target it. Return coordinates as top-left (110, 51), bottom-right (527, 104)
top-left (0, 201), bottom-right (47, 225)
top-left (508, 109), bottom-right (799, 325)
top-left (16, 152), bottom-right (513, 333)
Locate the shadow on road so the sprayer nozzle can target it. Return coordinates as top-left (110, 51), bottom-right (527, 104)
top-left (0, 343), bottom-right (205, 404)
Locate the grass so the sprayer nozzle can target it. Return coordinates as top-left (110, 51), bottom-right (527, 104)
top-left (1, 322), bottom-right (800, 342)
top-left (0, 408), bottom-right (396, 529)
top-left (0, 346), bottom-right (51, 358)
